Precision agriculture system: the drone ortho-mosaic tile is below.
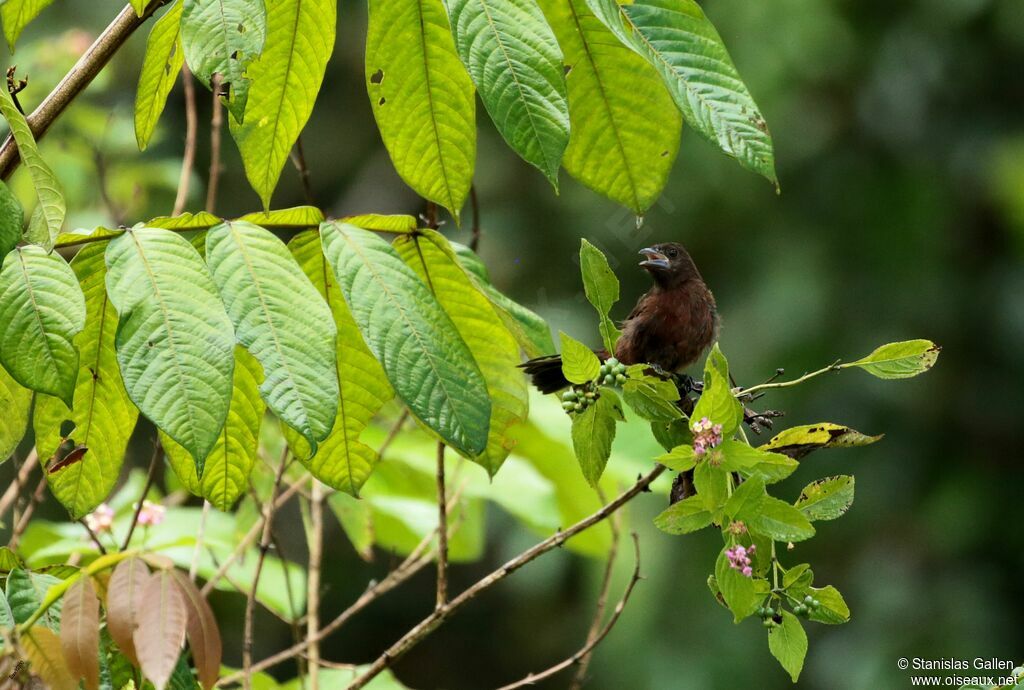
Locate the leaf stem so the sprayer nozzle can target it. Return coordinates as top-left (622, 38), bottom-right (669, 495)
top-left (740, 360), bottom-right (842, 397)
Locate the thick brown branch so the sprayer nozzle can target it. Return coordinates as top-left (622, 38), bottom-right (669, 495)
top-left (435, 442), bottom-right (449, 607)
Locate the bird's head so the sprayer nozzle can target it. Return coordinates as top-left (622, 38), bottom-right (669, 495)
top-left (638, 242), bottom-right (700, 287)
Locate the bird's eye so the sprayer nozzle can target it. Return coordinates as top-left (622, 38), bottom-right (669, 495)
top-left (668, 248), bottom-right (678, 258)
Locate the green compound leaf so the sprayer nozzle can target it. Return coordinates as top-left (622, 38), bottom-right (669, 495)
top-left (653, 494), bottom-right (711, 534)
top-left (105, 227), bottom-right (235, 467)
top-left (1, 0), bottom-right (56, 50)
top-left (795, 475), bottom-right (854, 522)
top-left (367, 0), bottom-right (476, 220)
top-left (539, 0), bottom-right (680, 212)
top-left (579, 239), bottom-right (621, 352)
top-left (443, 0), bottom-right (570, 186)
top-left (768, 610), bottom-right (808, 682)
top-left (0, 247), bottom-right (85, 406)
top-left (33, 244), bottom-right (139, 519)
top-left (320, 222), bottom-right (490, 457)
top-left (229, 0), bottom-right (335, 207)
top-left (285, 231), bottom-right (394, 496)
top-left (0, 83), bottom-right (66, 250)
top-left (843, 339), bottom-right (941, 379)
top-left (692, 343), bottom-right (742, 437)
top-left (586, 0), bottom-right (776, 185)
top-left (5, 568), bottom-right (62, 631)
top-left (206, 221), bottom-right (338, 452)
top-left (135, 0), bottom-right (185, 151)
top-left (395, 229), bottom-right (528, 475)
top-left (0, 364), bottom-right (30, 463)
top-left (759, 422), bottom-right (882, 460)
top-left (559, 331), bottom-right (600, 384)
top-left (180, 0), bottom-right (267, 123)
top-left (0, 181), bottom-right (23, 260)
top-left (163, 347), bottom-right (264, 510)
top-left (570, 389), bottom-right (622, 486)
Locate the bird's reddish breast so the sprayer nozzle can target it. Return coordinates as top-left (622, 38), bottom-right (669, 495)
top-left (614, 281), bottom-right (717, 372)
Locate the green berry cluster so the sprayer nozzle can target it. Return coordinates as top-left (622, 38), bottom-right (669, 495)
top-left (792, 594), bottom-right (821, 618)
top-left (598, 357), bottom-right (627, 386)
top-left (757, 604), bottom-right (780, 628)
top-left (561, 384), bottom-right (598, 414)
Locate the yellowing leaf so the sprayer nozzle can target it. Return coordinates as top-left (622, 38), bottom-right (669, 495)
top-left (22, 626), bottom-right (77, 690)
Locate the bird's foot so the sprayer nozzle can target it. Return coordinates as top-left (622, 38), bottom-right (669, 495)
top-left (743, 407), bottom-right (784, 435)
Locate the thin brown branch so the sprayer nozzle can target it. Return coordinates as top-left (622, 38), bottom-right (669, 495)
top-left (496, 533), bottom-right (643, 690)
top-left (346, 465), bottom-right (666, 690)
top-left (435, 442), bottom-right (448, 608)
top-left (120, 439), bottom-right (162, 550)
top-left (0, 2), bottom-right (169, 180)
top-left (243, 448), bottom-right (291, 690)
top-left (290, 136), bottom-right (316, 208)
top-left (79, 519), bottom-right (108, 556)
top-left (189, 500), bottom-right (211, 581)
top-left (306, 481), bottom-right (325, 690)
top-left (173, 63), bottom-right (198, 215)
top-left (8, 475), bottom-right (47, 549)
top-left (205, 73), bottom-right (223, 213)
top-left (469, 185), bottom-right (481, 251)
top-left (0, 450), bottom-right (38, 524)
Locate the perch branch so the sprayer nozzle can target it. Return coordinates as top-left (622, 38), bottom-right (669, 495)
top-left (173, 64), bottom-right (198, 215)
top-left (205, 73), bottom-right (223, 213)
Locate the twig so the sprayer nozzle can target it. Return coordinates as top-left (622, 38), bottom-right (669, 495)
top-left (435, 442), bottom-right (448, 608)
top-left (290, 136), bottom-right (316, 208)
top-left (495, 533), bottom-right (643, 690)
top-left (469, 185), bottom-right (481, 251)
top-left (189, 500), bottom-right (211, 581)
top-left (739, 359), bottom-right (842, 397)
top-left (205, 73), bottom-right (223, 213)
top-left (8, 475), bottom-right (47, 549)
top-left (242, 448), bottom-right (291, 690)
top-left (0, 450), bottom-right (38, 525)
top-left (306, 481), bottom-right (325, 690)
top-left (378, 410), bottom-right (409, 460)
top-left (346, 465), bottom-right (666, 689)
top-left (79, 519), bottom-right (108, 556)
top-left (173, 63), bottom-right (198, 215)
top-left (121, 439), bottom-right (162, 550)
top-left (0, 2), bottom-right (169, 180)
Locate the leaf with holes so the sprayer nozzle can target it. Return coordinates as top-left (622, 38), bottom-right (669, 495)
top-left (180, 0), bottom-right (266, 122)
top-left (395, 229), bottom-right (528, 474)
top-left (1, 0), bottom-right (57, 49)
top-left (444, 0), bottom-right (569, 185)
top-left (586, 0), bottom-right (776, 185)
top-left (135, 0), bottom-right (185, 150)
top-left (106, 558), bottom-right (150, 666)
top-left (759, 423), bottom-right (882, 460)
top-left (229, 0), bottom-right (335, 207)
top-left (320, 222), bottom-right (490, 456)
top-left (795, 475), bottom-right (854, 522)
top-left (0, 77), bottom-right (65, 248)
top-left (133, 570), bottom-right (187, 690)
top-left (284, 232), bottom-right (393, 496)
top-left (539, 0), bottom-right (680, 211)
top-left (367, 0), bottom-right (476, 220)
top-left (60, 576), bottom-right (99, 690)
top-left (206, 221), bottom-right (337, 451)
top-left (33, 243), bottom-right (139, 518)
top-left (168, 570), bottom-right (221, 690)
top-left (0, 247), bottom-right (85, 406)
top-left (105, 228), bottom-right (235, 467)
top-left (163, 347), bottom-right (263, 510)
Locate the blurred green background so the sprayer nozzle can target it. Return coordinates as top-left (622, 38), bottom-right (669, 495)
top-left (2, 0), bottom-right (1023, 687)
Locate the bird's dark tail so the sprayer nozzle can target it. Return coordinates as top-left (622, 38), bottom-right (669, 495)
top-left (518, 355), bottom-right (571, 395)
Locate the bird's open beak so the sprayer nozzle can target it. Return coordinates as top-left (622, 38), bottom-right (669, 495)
top-left (639, 247), bottom-right (670, 270)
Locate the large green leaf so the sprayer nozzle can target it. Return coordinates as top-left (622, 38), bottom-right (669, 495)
top-left (180, 0), bottom-right (267, 122)
top-left (443, 0), bottom-right (569, 185)
top-left (104, 228), bottom-right (235, 466)
top-left (0, 83), bottom-right (65, 249)
top-left (163, 347), bottom-right (264, 510)
top-left (135, 0), bottom-right (185, 150)
top-left (229, 0), bottom-right (335, 207)
top-left (284, 232), bottom-right (394, 496)
top-left (0, 364), bottom-right (30, 463)
top-left (0, 181), bottom-right (23, 260)
top-left (206, 221), bottom-right (338, 451)
top-left (320, 222), bottom-right (490, 456)
top-left (367, 0), bottom-right (476, 220)
top-left (395, 229), bottom-right (528, 474)
top-left (0, 247), bottom-right (85, 406)
top-left (32, 244), bottom-right (139, 519)
top-left (540, 0), bottom-right (680, 212)
top-left (586, 0), bottom-right (776, 185)
top-left (1, 0), bottom-right (55, 49)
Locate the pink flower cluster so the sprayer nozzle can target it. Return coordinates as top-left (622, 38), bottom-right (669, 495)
top-left (692, 416), bottom-right (723, 456)
top-left (84, 503), bottom-right (114, 533)
top-left (134, 500), bottom-right (166, 527)
top-left (726, 544), bottom-right (756, 577)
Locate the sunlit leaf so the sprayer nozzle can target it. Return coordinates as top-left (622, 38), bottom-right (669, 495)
top-left (229, 0), bottom-right (335, 206)
top-left (367, 0), bottom-right (476, 220)
top-left (33, 243), bottom-right (139, 518)
top-left (133, 570), bottom-right (187, 690)
top-left (768, 611), bottom-right (808, 682)
top-left (106, 558), bottom-right (150, 667)
top-left (692, 343), bottom-right (742, 436)
top-left (1, 0), bottom-right (56, 49)
top-left (105, 228), bottom-right (235, 467)
top-left (586, 0), bottom-right (776, 185)
top-left (320, 222), bottom-right (490, 456)
top-left (23, 626), bottom-right (77, 690)
top-left (206, 221), bottom-right (337, 450)
top-left (60, 576), bottom-right (100, 690)
top-left (843, 339), bottom-right (940, 379)
top-left (444, 0), bottom-right (569, 185)
top-left (340, 214), bottom-right (418, 233)
top-left (0, 247), bottom-right (85, 406)
top-left (759, 423), bottom-right (882, 460)
top-left (180, 0), bottom-right (267, 122)
top-left (719, 440), bottom-right (798, 484)
top-left (238, 206), bottom-right (324, 228)
top-left (0, 364), bottom-right (31, 463)
top-left (168, 570), bottom-right (221, 690)
top-left (539, 0), bottom-right (680, 211)
top-left (559, 331), bottom-right (600, 384)
top-left (135, 1), bottom-right (184, 150)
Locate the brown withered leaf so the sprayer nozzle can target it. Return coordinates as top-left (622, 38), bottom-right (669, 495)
top-left (133, 570), bottom-right (188, 690)
top-left (60, 576), bottom-right (100, 690)
top-left (22, 626), bottom-right (77, 690)
top-left (169, 569), bottom-right (222, 690)
top-left (106, 557), bottom-right (150, 666)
